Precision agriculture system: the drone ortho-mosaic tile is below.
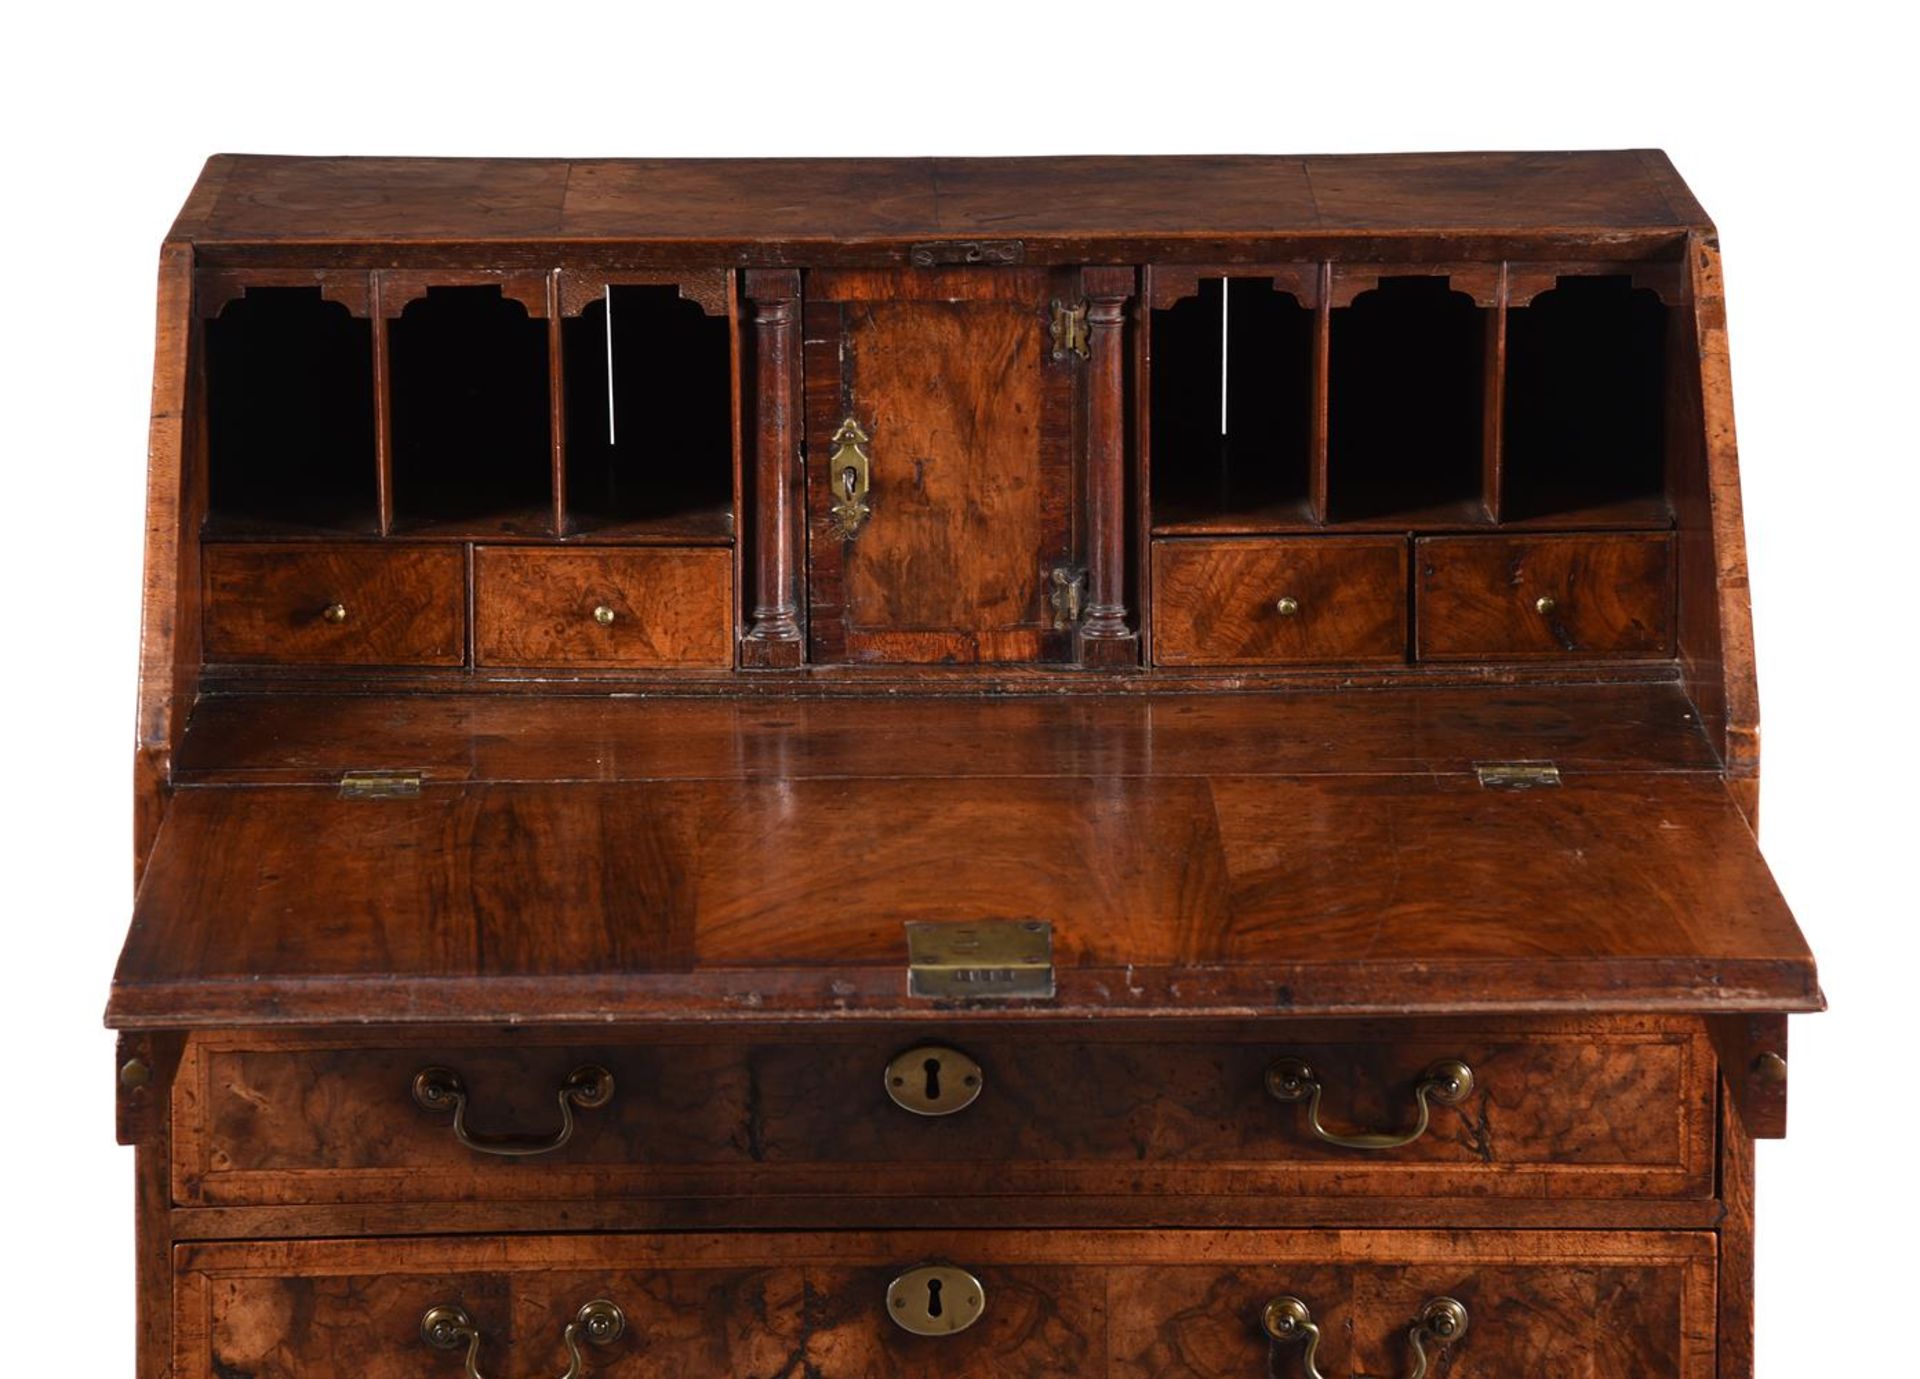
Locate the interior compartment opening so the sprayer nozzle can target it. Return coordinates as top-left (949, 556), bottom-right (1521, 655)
top-left (562, 286), bottom-right (734, 539)
top-left (1503, 276), bottom-right (1669, 523)
top-left (388, 286), bottom-right (552, 533)
top-left (205, 287), bottom-right (376, 533)
top-left (1328, 276), bottom-right (1485, 522)
top-left (1150, 278), bottom-right (1313, 531)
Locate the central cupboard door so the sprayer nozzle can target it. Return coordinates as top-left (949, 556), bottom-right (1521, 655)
top-left (804, 268), bottom-right (1083, 664)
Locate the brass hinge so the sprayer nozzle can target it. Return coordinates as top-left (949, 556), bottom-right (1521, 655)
top-left (1048, 564), bottom-right (1087, 629)
top-left (907, 920), bottom-right (1055, 1000)
top-left (1050, 299), bottom-right (1089, 360)
top-left (339, 770), bottom-right (424, 800)
top-left (1474, 761), bottom-right (1561, 790)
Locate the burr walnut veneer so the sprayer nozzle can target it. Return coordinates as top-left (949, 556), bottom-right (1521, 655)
top-left (112, 152), bottom-right (1818, 1379)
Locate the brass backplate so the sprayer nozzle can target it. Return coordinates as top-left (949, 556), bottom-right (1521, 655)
top-left (906, 921), bottom-right (1054, 1000)
top-left (887, 1264), bottom-right (986, 1336)
top-left (884, 1044), bottom-right (985, 1116)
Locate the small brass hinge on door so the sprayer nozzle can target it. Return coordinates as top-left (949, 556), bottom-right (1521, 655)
top-left (907, 921), bottom-right (1055, 1000)
top-left (339, 770), bottom-right (423, 800)
top-left (1048, 564), bottom-right (1087, 629)
top-left (1474, 761), bottom-right (1561, 790)
top-left (1050, 299), bottom-right (1089, 360)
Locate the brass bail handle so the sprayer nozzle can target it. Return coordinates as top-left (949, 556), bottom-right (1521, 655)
top-left (1263, 1295), bottom-right (1468, 1379)
top-left (1265, 1057), bottom-right (1474, 1150)
top-left (422, 1299), bottom-right (625, 1379)
top-left (412, 1064), bottom-right (614, 1158)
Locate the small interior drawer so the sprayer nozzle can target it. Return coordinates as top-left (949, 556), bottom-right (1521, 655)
top-left (473, 545), bottom-right (732, 667)
top-left (202, 542), bottom-right (465, 665)
top-left (1151, 537), bottom-right (1407, 665)
top-left (1415, 532), bottom-right (1673, 659)
top-left (175, 1228), bottom-right (1716, 1379)
top-left (171, 1021), bottom-right (1715, 1209)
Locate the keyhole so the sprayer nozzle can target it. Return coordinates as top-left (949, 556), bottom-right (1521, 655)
top-left (842, 467), bottom-right (858, 499)
top-left (925, 1277), bottom-right (944, 1318)
top-left (923, 1056), bottom-right (943, 1102)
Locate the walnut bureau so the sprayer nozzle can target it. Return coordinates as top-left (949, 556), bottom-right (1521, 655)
top-left (109, 152), bottom-right (1821, 1379)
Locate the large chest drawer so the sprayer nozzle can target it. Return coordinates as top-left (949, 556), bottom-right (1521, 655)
top-left (175, 1229), bottom-right (1716, 1379)
top-left (171, 1019), bottom-right (1715, 1207)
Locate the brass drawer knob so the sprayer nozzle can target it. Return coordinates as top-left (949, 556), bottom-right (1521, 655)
top-left (412, 1063), bottom-right (614, 1158)
top-left (1264, 1294), bottom-right (1466, 1379)
top-left (888, 1264), bottom-right (985, 1336)
top-left (592, 605), bottom-right (616, 627)
top-left (1534, 595), bottom-right (1557, 615)
top-left (1275, 595), bottom-right (1301, 617)
top-left (321, 602), bottom-right (349, 624)
top-left (1266, 1056), bottom-right (1473, 1150)
top-left (423, 1299), bottom-right (624, 1379)
top-left (884, 1044), bottom-right (984, 1116)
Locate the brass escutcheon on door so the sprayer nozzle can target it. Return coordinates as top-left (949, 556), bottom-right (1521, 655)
top-left (888, 1264), bottom-right (986, 1336)
top-left (828, 416), bottom-right (873, 539)
top-left (883, 1044), bottom-right (984, 1115)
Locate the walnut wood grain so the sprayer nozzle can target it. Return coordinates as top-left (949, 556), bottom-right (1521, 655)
top-left (111, 772), bottom-right (1816, 1028)
top-left (173, 1229), bottom-right (1715, 1379)
top-left (473, 546), bottom-right (732, 668)
top-left (202, 542), bottom-right (464, 666)
top-left (1152, 538), bottom-right (1407, 666)
top-left (1415, 533), bottom-right (1674, 660)
top-left (169, 1018), bottom-right (1713, 1208)
top-left (183, 153), bottom-right (1710, 259)
top-left (803, 269), bottom-right (1075, 664)
top-left (169, 684), bottom-right (1726, 784)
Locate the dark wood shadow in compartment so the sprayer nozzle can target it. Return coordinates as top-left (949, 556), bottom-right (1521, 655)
top-left (205, 288), bottom-right (376, 534)
top-left (1150, 278), bottom-right (1314, 532)
top-left (562, 286), bottom-right (733, 542)
top-left (1328, 276), bottom-right (1485, 523)
top-left (388, 286), bottom-right (552, 535)
top-left (1504, 275), bottom-right (1670, 525)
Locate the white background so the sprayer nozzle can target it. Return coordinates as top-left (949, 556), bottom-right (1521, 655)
top-left (0, 2), bottom-right (1911, 1369)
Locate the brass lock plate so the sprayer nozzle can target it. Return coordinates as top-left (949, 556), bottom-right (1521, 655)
top-left (884, 1045), bottom-right (984, 1116)
top-left (905, 920), bottom-right (1054, 1000)
top-left (887, 1264), bottom-right (986, 1336)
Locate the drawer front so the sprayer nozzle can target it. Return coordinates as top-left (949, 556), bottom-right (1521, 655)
top-left (202, 542), bottom-right (465, 665)
top-left (1415, 533), bottom-right (1673, 659)
top-left (172, 1021), bottom-right (1715, 1206)
top-left (1152, 537), bottom-right (1407, 665)
top-left (176, 1229), bottom-right (1716, 1379)
top-left (473, 546), bottom-right (732, 667)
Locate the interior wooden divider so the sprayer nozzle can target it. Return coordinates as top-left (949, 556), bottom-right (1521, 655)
top-left (1481, 262), bottom-right (1511, 523)
top-left (545, 269), bottom-right (566, 538)
top-left (1309, 260), bottom-right (1332, 523)
top-left (370, 271), bottom-right (393, 536)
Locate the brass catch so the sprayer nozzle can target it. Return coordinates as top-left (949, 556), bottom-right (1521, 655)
top-left (906, 921), bottom-right (1054, 1000)
top-left (909, 239), bottom-right (1024, 267)
top-left (339, 770), bottom-right (423, 800)
top-left (1050, 299), bottom-right (1090, 360)
top-left (1474, 761), bottom-right (1561, 790)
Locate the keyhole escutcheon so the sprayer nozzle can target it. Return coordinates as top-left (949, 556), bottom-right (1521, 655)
top-left (884, 1044), bottom-right (984, 1116)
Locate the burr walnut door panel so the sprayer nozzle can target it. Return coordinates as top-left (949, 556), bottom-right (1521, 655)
top-left (803, 268), bottom-right (1082, 664)
top-left (174, 1230), bottom-right (1715, 1379)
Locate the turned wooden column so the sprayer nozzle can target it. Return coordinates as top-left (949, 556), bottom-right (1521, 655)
top-left (740, 269), bottom-right (804, 667)
top-left (1077, 266), bottom-right (1140, 667)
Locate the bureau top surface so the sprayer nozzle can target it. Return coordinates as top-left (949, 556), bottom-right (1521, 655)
top-left (171, 150), bottom-right (1711, 253)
